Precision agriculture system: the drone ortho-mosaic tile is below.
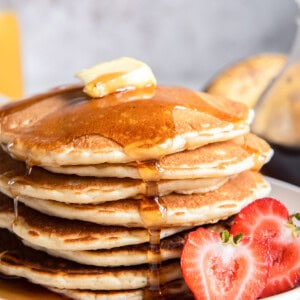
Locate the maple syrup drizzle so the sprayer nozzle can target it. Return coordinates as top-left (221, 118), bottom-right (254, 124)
top-left (13, 196), bottom-right (19, 220)
top-left (25, 160), bottom-right (34, 177)
top-left (0, 84), bottom-right (82, 118)
top-left (7, 176), bottom-right (20, 220)
top-left (6, 159), bottom-right (34, 222)
top-left (143, 228), bottom-right (165, 299)
top-left (137, 159), bottom-right (167, 299)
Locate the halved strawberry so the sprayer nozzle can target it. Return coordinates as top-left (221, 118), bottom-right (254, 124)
top-left (260, 237), bottom-right (300, 297)
top-left (230, 198), bottom-right (289, 243)
top-left (181, 228), bottom-right (269, 300)
top-left (231, 198), bottom-right (300, 297)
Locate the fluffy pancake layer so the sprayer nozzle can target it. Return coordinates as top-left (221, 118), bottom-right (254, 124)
top-left (45, 133), bottom-right (272, 180)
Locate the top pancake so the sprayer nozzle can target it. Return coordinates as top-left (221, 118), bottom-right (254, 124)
top-left (0, 85), bottom-right (252, 166)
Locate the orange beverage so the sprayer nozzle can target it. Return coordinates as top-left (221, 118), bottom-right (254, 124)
top-left (0, 10), bottom-right (22, 99)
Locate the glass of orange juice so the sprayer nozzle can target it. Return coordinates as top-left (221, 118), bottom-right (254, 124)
top-left (0, 0), bottom-right (22, 102)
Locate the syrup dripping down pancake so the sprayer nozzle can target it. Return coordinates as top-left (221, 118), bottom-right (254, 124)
top-left (1, 171), bottom-right (270, 228)
top-left (23, 223), bottom-right (228, 269)
top-left (0, 194), bottom-right (225, 269)
top-left (23, 232), bottom-right (187, 267)
top-left (0, 229), bottom-right (182, 291)
top-left (0, 172), bottom-right (270, 255)
top-left (0, 194), bottom-right (186, 266)
top-left (0, 134), bottom-right (271, 205)
top-left (7, 203), bottom-right (188, 251)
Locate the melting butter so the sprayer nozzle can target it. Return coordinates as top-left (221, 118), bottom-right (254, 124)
top-left (76, 57), bottom-right (157, 98)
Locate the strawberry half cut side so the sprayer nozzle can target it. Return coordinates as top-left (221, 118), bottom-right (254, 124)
top-left (230, 197), bottom-right (300, 297)
top-left (260, 237), bottom-right (300, 298)
top-left (181, 228), bottom-right (269, 300)
top-left (230, 197), bottom-right (289, 243)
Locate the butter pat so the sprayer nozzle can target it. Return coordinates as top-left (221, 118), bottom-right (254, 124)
top-left (76, 57), bottom-right (157, 98)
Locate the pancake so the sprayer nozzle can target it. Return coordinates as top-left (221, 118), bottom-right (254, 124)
top-left (0, 193), bottom-right (13, 229)
top-left (0, 85), bottom-right (252, 166)
top-left (10, 203), bottom-right (187, 251)
top-left (0, 229), bottom-right (181, 290)
top-left (45, 133), bottom-right (273, 180)
top-left (49, 279), bottom-right (192, 300)
top-left (0, 193), bottom-right (185, 266)
top-left (0, 148), bottom-right (229, 204)
top-left (205, 53), bottom-right (286, 108)
top-left (23, 223), bottom-right (228, 268)
top-left (12, 171), bottom-right (270, 228)
top-left (24, 220), bottom-right (229, 269)
top-left (23, 231), bottom-right (187, 267)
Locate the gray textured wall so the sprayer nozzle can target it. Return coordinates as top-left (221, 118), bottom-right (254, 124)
top-left (13, 0), bottom-right (297, 95)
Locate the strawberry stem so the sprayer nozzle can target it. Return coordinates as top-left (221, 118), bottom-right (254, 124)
top-left (220, 230), bottom-right (230, 243)
top-left (233, 233), bottom-right (243, 244)
top-left (220, 230), bottom-right (243, 245)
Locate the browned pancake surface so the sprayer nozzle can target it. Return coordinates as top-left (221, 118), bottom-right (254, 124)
top-left (0, 228), bottom-right (177, 276)
top-left (16, 203), bottom-right (145, 239)
top-left (0, 229), bottom-right (182, 290)
top-left (12, 202), bottom-right (186, 250)
top-left (0, 85), bottom-right (250, 165)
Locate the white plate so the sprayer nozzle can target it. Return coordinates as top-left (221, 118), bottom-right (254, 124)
top-left (262, 176), bottom-right (300, 300)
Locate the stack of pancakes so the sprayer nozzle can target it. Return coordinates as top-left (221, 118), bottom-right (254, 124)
top-left (0, 83), bottom-right (272, 299)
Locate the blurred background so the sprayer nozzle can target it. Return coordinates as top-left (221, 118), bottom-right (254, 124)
top-left (7, 0), bottom-right (298, 95)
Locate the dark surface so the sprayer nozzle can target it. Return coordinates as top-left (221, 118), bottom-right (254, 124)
top-left (261, 143), bottom-right (300, 187)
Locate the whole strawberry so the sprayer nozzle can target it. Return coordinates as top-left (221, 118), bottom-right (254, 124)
top-left (181, 228), bottom-right (269, 300)
top-left (231, 197), bottom-right (300, 297)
